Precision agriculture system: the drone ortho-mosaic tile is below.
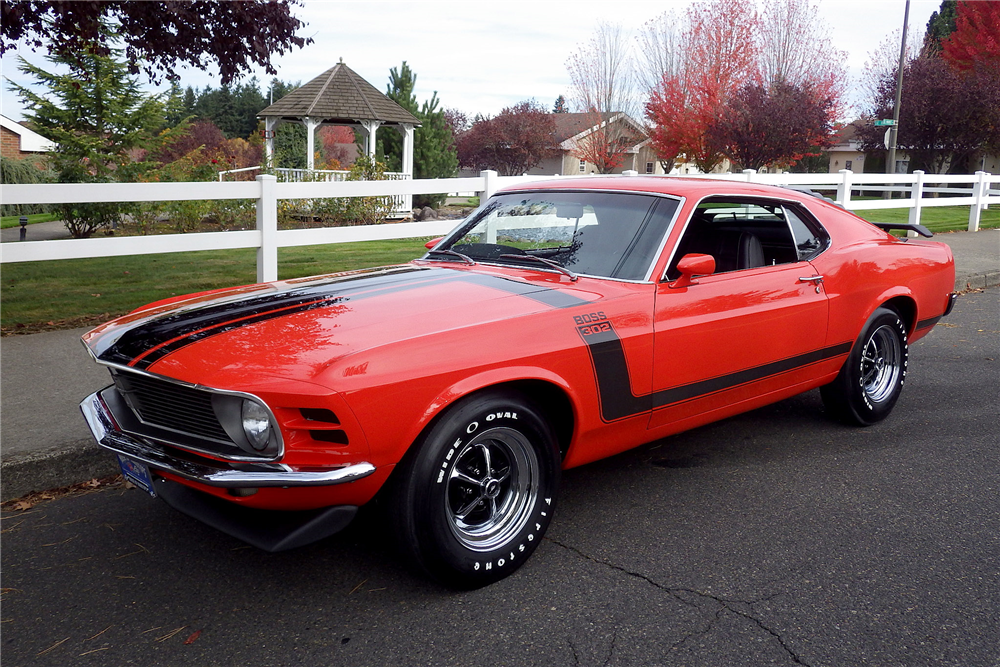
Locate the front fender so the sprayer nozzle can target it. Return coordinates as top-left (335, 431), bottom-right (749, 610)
top-left (398, 366), bottom-right (581, 459)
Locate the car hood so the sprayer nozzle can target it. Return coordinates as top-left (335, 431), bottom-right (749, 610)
top-left (83, 264), bottom-right (592, 388)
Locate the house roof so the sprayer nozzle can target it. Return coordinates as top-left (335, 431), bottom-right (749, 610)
top-left (552, 112), bottom-right (648, 151)
top-left (257, 62), bottom-right (420, 126)
top-left (551, 113), bottom-right (597, 143)
top-left (0, 114), bottom-right (55, 152)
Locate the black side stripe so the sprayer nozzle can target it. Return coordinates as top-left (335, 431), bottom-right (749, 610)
top-left (916, 315), bottom-right (941, 331)
top-left (578, 322), bottom-right (852, 422)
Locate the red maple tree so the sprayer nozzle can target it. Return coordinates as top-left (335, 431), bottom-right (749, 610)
top-left (942, 1), bottom-right (1000, 73)
top-left (643, 0), bottom-right (757, 173)
top-left (643, 0), bottom-right (845, 173)
top-left (456, 101), bottom-right (558, 176)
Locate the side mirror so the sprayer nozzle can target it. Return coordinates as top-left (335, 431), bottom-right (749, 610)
top-left (668, 253), bottom-right (715, 289)
top-left (425, 237), bottom-right (444, 250)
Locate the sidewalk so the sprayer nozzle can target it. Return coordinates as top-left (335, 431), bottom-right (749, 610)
top-left (2, 229), bottom-right (998, 501)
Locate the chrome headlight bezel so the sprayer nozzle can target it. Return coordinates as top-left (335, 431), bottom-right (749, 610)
top-left (212, 394), bottom-right (282, 458)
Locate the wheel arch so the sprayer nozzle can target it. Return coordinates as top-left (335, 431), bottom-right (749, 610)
top-left (880, 294), bottom-right (917, 335)
top-left (402, 373), bottom-right (578, 466)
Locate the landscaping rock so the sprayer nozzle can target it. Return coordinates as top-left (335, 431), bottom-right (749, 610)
top-left (416, 206), bottom-right (438, 221)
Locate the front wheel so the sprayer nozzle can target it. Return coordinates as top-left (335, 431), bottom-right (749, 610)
top-left (821, 306), bottom-right (908, 425)
top-left (389, 390), bottom-right (560, 588)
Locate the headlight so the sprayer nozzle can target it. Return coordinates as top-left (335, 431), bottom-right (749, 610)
top-left (241, 399), bottom-right (272, 451)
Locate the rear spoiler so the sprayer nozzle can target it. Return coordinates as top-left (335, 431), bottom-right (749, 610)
top-left (871, 222), bottom-right (933, 238)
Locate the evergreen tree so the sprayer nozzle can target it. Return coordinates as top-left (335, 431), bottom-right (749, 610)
top-left (553, 95), bottom-right (569, 113)
top-left (924, 1), bottom-right (958, 54)
top-left (12, 46), bottom-right (179, 237)
top-left (163, 81), bottom-right (187, 128)
top-left (269, 79), bottom-right (307, 169)
top-left (377, 61), bottom-right (457, 206)
top-left (378, 62), bottom-right (419, 173)
top-left (182, 86), bottom-right (197, 118)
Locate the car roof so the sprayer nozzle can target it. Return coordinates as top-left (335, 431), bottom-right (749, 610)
top-left (497, 175), bottom-right (819, 206)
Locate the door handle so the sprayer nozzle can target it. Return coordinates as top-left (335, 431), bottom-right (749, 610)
top-left (798, 275), bottom-right (824, 293)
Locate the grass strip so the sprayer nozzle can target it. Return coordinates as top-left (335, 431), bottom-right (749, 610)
top-left (1, 237), bottom-right (431, 332)
top-left (1, 213), bottom-right (59, 229)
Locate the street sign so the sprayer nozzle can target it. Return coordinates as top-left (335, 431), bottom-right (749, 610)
top-left (874, 119), bottom-right (897, 127)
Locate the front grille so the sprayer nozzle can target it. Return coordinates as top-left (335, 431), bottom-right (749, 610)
top-left (112, 371), bottom-right (231, 443)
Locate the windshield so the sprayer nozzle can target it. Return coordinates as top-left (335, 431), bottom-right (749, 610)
top-left (433, 191), bottom-right (678, 281)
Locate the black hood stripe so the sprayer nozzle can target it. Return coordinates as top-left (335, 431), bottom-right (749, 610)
top-left (95, 266), bottom-right (446, 367)
top-left (93, 266), bottom-right (592, 368)
top-left (578, 321), bottom-right (852, 422)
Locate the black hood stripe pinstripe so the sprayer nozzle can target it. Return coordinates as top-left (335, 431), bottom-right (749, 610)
top-left (578, 321), bottom-right (852, 422)
top-left (93, 266), bottom-right (590, 369)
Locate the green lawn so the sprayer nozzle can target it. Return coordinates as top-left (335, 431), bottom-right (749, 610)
top-left (856, 205), bottom-right (1000, 233)
top-left (1, 237), bottom-right (431, 332)
top-left (1, 213), bottom-right (59, 229)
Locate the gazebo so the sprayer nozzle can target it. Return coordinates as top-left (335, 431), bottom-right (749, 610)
top-left (257, 60), bottom-right (420, 176)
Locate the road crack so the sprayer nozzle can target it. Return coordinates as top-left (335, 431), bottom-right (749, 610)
top-left (547, 538), bottom-right (812, 667)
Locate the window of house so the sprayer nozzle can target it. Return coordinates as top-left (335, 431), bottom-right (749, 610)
top-left (845, 160), bottom-right (853, 170)
top-left (578, 159), bottom-right (586, 173)
top-left (645, 162), bottom-right (654, 174)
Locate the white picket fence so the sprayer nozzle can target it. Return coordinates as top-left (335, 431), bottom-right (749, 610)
top-left (1, 169), bottom-right (996, 283)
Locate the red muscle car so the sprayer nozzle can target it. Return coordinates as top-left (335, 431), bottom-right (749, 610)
top-left (81, 177), bottom-right (956, 587)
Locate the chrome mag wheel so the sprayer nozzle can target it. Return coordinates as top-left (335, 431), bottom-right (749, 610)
top-left (445, 427), bottom-right (539, 552)
top-left (860, 324), bottom-right (903, 404)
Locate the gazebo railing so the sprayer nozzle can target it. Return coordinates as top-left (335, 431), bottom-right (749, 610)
top-left (219, 167), bottom-right (413, 214)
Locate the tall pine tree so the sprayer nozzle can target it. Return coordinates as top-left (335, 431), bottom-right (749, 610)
top-left (377, 61), bottom-right (457, 206)
top-left (12, 46), bottom-right (178, 237)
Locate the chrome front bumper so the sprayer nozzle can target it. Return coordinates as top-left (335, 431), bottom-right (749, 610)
top-left (80, 389), bottom-right (376, 488)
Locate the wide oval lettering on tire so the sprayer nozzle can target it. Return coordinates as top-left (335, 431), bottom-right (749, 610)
top-left (389, 390), bottom-right (560, 589)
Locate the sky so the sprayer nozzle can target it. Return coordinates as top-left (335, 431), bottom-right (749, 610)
top-left (0, 0), bottom-right (944, 124)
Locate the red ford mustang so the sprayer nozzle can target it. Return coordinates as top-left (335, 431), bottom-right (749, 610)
top-left (81, 177), bottom-right (956, 587)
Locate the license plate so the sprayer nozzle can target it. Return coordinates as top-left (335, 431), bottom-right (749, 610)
top-left (117, 454), bottom-right (157, 497)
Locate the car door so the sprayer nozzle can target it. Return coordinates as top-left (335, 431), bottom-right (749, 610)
top-left (648, 198), bottom-right (834, 430)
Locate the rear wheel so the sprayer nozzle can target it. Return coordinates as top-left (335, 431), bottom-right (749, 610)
top-left (390, 390), bottom-right (560, 588)
top-left (821, 307), bottom-right (908, 425)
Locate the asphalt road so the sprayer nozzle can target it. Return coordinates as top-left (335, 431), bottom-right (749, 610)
top-left (2, 288), bottom-right (997, 667)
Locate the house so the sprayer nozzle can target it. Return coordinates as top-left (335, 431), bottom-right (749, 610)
top-left (826, 122), bottom-right (868, 173)
top-left (0, 114), bottom-right (55, 159)
top-left (527, 112), bottom-right (665, 176)
top-left (825, 121), bottom-right (999, 174)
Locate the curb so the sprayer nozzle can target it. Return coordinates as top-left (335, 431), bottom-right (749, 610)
top-left (959, 271), bottom-right (1000, 291)
top-left (1, 441), bottom-right (119, 502)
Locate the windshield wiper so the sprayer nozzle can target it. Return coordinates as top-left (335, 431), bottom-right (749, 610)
top-left (426, 249), bottom-right (475, 265)
top-left (498, 254), bottom-right (578, 281)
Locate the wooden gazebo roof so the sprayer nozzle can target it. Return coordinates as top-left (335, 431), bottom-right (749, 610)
top-left (257, 62), bottom-right (420, 126)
